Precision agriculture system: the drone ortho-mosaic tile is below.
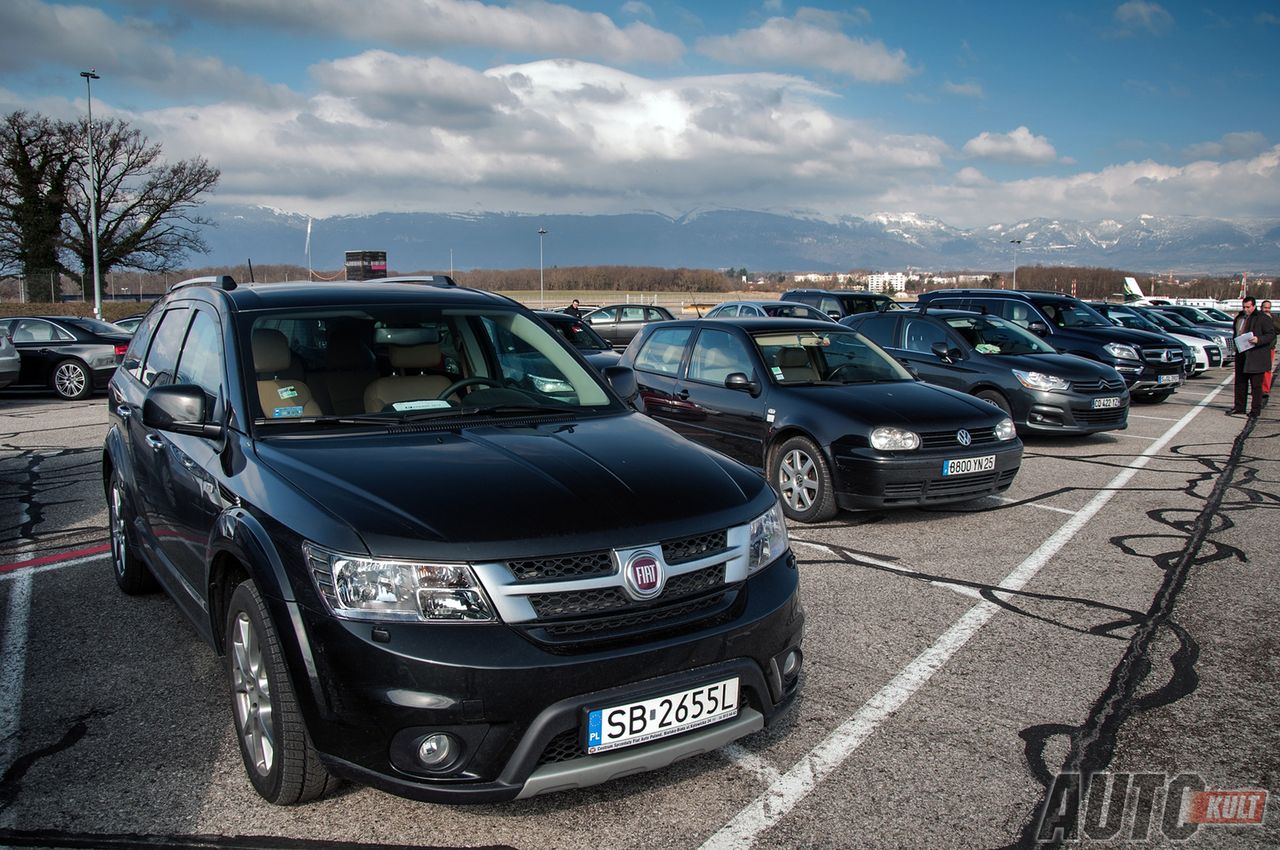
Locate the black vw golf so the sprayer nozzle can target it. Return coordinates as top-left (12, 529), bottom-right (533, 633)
top-left (621, 318), bottom-right (1023, 522)
top-left (103, 277), bottom-right (802, 804)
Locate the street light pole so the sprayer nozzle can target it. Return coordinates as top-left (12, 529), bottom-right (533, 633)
top-left (537, 227), bottom-right (547, 308)
top-left (1009, 239), bottom-right (1022, 290)
top-left (80, 69), bottom-right (102, 319)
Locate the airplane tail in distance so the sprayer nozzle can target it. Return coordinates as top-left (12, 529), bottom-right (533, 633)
top-left (1122, 276), bottom-right (1145, 301)
top-left (1239, 273), bottom-right (1247, 300)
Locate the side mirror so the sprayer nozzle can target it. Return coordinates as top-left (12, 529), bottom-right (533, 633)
top-left (827, 311), bottom-right (841, 321)
top-left (1027, 321), bottom-right (1049, 336)
top-left (930, 341), bottom-right (953, 362)
top-left (142, 383), bottom-right (224, 439)
top-left (602, 365), bottom-right (638, 400)
top-left (724, 372), bottom-right (760, 395)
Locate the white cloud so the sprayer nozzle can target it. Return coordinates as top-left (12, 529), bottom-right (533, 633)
top-left (0, 0), bottom-right (290, 104)
top-left (942, 80), bottom-right (984, 98)
top-left (620, 1), bottom-right (653, 19)
top-left (1113, 1), bottom-right (1174, 36)
top-left (1183, 131), bottom-right (1268, 161)
top-left (962, 126), bottom-right (1059, 164)
top-left (163, 0), bottom-right (684, 65)
top-left (696, 10), bottom-right (914, 82)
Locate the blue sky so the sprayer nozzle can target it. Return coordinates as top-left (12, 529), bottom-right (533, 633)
top-left (0, 0), bottom-right (1277, 227)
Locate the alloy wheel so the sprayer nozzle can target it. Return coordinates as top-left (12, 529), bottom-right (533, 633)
top-left (55, 362), bottom-right (86, 398)
top-left (110, 480), bottom-right (127, 578)
top-left (779, 448), bottom-right (818, 512)
top-left (230, 611), bottom-right (275, 777)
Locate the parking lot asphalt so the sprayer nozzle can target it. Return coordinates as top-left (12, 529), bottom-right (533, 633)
top-left (0, 374), bottom-right (1276, 850)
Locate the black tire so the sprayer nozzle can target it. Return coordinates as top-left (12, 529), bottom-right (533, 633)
top-left (108, 469), bottom-right (158, 594)
top-left (52, 358), bottom-right (91, 400)
top-left (974, 389), bottom-right (1013, 418)
top-left (225, 579), bottom-right (338, 804)
top-left (769, 435), bottom-right (838, 523)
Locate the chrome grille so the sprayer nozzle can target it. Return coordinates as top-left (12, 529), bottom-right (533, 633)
top-left (1070, 377), bottom-right (1126, 393)
top-left (1141, 346), bottom-right (1183, 364)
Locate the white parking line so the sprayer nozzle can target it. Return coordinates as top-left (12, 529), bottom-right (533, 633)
top-left (1128, 414), bottom-right (1181, 421)
top-left (721, 743), bottom-right (783, 785)
top-left (698, 376), bottom-right (1229, 850)
top-left (989, 495), bottom-right (1076, 515)
top-left (1110, 432), bottom-right (1160, 440)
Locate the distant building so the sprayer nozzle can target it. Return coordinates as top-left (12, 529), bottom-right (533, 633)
top-left (866, 272), bottom-right (907, 293)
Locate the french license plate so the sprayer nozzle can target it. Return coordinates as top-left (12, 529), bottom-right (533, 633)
top-left (1092, 396), bottom-right (1122, 409)
top-left (1157, 373), bottom-right (1181, 385)
top-left (586, 678), bottom-right (739, 755)
top-left (942, 455), bottom-right (996, 476)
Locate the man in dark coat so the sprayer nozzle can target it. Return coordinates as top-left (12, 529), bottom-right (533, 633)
top-left (1228, 296), bottom-right (1277, 417)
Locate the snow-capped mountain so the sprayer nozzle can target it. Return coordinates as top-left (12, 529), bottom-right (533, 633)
top-left (200, 205), bottom-right (1280, 273)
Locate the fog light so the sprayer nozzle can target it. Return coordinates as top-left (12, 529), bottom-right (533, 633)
top-left (416, 733), bottom-right (457, 769)
top-left (782, 649), bottom-right (801, 678)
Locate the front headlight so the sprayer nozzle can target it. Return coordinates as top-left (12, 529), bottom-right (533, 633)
top-left (1012, 369), bottom-right (1070, 392)
top-left (529, 373), bottom-right (574, 394)
top-left (747, 501), bottom-right (789, 575)
top-left (995, 418), bottom-right (1017, 441)
top-left (303, 542), bottom-right (495, 622)
top-left (870, 426), bottom-right (921, 451)
top-left (1213, 335), bottom-right (1228, 348)
top-left (1103, 342), bottom-right (1142, 361)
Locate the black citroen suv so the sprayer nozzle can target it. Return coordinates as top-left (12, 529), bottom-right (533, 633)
top-left (103, 276), bottom-right (803, 804)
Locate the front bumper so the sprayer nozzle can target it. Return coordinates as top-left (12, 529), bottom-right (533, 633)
top-left (1018, 388), bottom-right (1129, 435)
top-left (1113, 362), bottom-right (1182, 395)
top-left (276, 553), bottom-right (804, 803)
top-left (830, 440), bottom-right (1023, 508)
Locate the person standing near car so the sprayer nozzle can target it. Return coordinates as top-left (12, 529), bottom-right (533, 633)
top-left (1228, 297), bottom-right (1276, 417)
top-left (1262, 300), bottom-right (1275, 403)
top-left (565, 298), bottom-right (583, 318)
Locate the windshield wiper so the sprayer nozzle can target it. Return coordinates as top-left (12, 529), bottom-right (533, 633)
top-left (395, 403), bottom-right (575, 423)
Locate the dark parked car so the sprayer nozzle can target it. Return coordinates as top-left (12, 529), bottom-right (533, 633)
top-left (780, 289), bottom-right (903, 320)
top-left (0, 315), bottom-right (130, 399)
top-left (104, 276), bottom-right (802, 804)
top-left (1154, 304), bottom-right (1235, 334)
top-left (703, 300), bottom-right (836, 322)
top-left (1088, 303), bottom-right (1226, 373)
top-left (113, 313), bottom-right (149, 334)
top-left (534, 310), bottom-right (621, 373)
top-left (580, 303), bottom-right (676, 349)
top-left (620, 318), bottom-right (1023, 522)
top-left (0, 334), bottom-right (19, 389)
top-left (842, 308), bottom-right (1130, 435)
top-left (915, 290), bottom-right (1184, 402)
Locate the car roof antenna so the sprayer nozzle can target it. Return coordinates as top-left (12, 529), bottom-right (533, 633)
top-left (247, 258), bottom-right (256, 283)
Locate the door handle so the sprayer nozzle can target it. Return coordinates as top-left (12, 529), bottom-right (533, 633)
top-left (144, 434), bottom-right (165, 451)
top-left (676, 389), bottom-right (690, 400)
top-left (116, 404), bottom-right (132, 419)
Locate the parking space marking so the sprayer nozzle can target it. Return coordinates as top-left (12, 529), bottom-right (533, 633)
top-left (699, 379), bottom-right (1227, 850)
top-left (989, 495), bottom-right (1076, 515)
top-left (792, 538), bottom-right (1003, 603)
top-left (0, 550), bottom-right (109, 584)
top-left (721, 743), bottom-right (783, 785)
top-left (0, 543), bottom-right (110, 575)
top-left (1109, 432), bottom-right (1160, 441)
top-left (1128, 413), bottom-right (1181, 421)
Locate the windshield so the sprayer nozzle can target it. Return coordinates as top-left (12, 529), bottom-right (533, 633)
top-left (547, 317), bottom-right (612, 351)
top-left (1037, 300), bottom-right (1111, 328)
top-left (1152, 310), bottom-right (1193, 328)
top-left (1201, 307), bottom-right (1231, 321)
top-left (943, 315), bottom-right (1054, 355)
top-left (246, 306), bottom-right (617, 424)
top-left (753, 329), bottom-right (912, 385)
top-left (763, 303), bottom-right (827, 320)
top-left (64, 317), bottom-right (128, 335)
top-left (1180, 307), bottom-right (1217, 323)
top-left (1106, 311), bottom-right (1162, 333)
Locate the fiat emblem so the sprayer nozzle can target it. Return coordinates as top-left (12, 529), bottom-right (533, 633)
top-left (957, 429), bottom-right (972, 446)
top-left (623, 552), bottom-right (664, 600)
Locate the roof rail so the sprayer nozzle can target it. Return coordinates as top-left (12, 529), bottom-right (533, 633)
top-left (169, 274), bottom-right (237, 293)
top-left (380, 275), bottom-right (458, 287)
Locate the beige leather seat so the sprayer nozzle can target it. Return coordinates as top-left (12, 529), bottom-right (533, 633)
top-left (777, 347), bottom-right (820, 382)
top-left (363, 344), bottom-right (454, 413)
top-left (253, 329), bottom-right (322, 418)
top-left (311, 336), bottom-right (379, 416)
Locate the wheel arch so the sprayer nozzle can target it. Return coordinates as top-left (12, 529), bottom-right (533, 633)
top-left (764, 423), bottom-right (828, 470)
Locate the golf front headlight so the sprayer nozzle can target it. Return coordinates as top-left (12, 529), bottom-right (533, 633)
top-left (870, 427), bottom-right (921, 451)
top-left (304, 542), bottom-right (495, 622)
top-left (747, 501), bottom-right (789, 575)
top-left (1012, 369), bottom-right (1070, 392)
top-left (995, 418), bottom-right (1017, 441)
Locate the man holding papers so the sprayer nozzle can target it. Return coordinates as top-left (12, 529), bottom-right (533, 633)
top-left (1228, 296), bottom-right (1276, 417)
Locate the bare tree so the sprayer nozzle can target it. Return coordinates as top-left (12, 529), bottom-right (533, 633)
top-left (0, 112), bottom-right (79, 301)
top-left (62, 117), bottom-right (219, 297)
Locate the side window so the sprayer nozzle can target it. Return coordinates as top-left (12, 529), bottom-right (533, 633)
top-left (123, 308), bottom-right (163, 381)
top-left (842, 298), bottom-right (874, 316)
top-left (903, 318), bottom-right (951, 354)
top-left (633, 327), bottom-right (691, 376)
top-left (620, 306), bottom-right (646, 322)
top-left (12, 319), bottom-right (71, 342)
top-left (644, 307), bottom-right (666, 322)
top-left (818, 297), bottom-right (841, 315)
top-left (999, 301), bottom-right (1038, 327)
top-left (174, 310), bottom-right (225, 419)
top-left (718, 305), bottom-right (739, 317)
top-left (688, 328), bottom-right (755, 384)
top-left (586, 309), bottom-right (616, 325)
top-left (141, 308), bottom-right (191, 388)
top-left (856, 315), bottom-right (901, 348)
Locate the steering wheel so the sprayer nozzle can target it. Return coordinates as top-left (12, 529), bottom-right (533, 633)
top-left (827, 363), bottom-right (860, 382)
top-left (437, 376), bottom-right (503, 399)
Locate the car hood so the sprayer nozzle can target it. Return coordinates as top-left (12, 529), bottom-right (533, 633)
top-left (252, 413), bottom-right (771, 560)
top-left (581, 350), bottom-right (622, 372)
top-left (789, 381), bottom-right (1008, 429)
top-left (1062, 326), bottom-right (1172, 346)
top-left (976, 352), bottom-right (1122, 380)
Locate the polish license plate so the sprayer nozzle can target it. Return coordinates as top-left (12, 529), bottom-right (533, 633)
top-left (1092, 396), bottom-right (1122, 409)
top-left (1157, 373), bottom-right (1181, 385)
top-left (942, 455), bottom-right (996, 476)
top-left (586, 678), bottom-right (739, 754)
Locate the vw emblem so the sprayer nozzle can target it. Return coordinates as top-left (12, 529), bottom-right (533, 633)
top-left (623, 552), bottom-right (664, 600)
top-left (956, 429), bottom-right (972, 446)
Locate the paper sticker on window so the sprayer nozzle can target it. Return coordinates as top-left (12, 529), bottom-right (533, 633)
top-left (277, 386), bottom-right (299, 399)
top-left (272, 406), bottom-right (305, 418)
top-left (771, 366), bottom-right (784, 378)
top-left (391, 400), bottom-right (453, 411)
